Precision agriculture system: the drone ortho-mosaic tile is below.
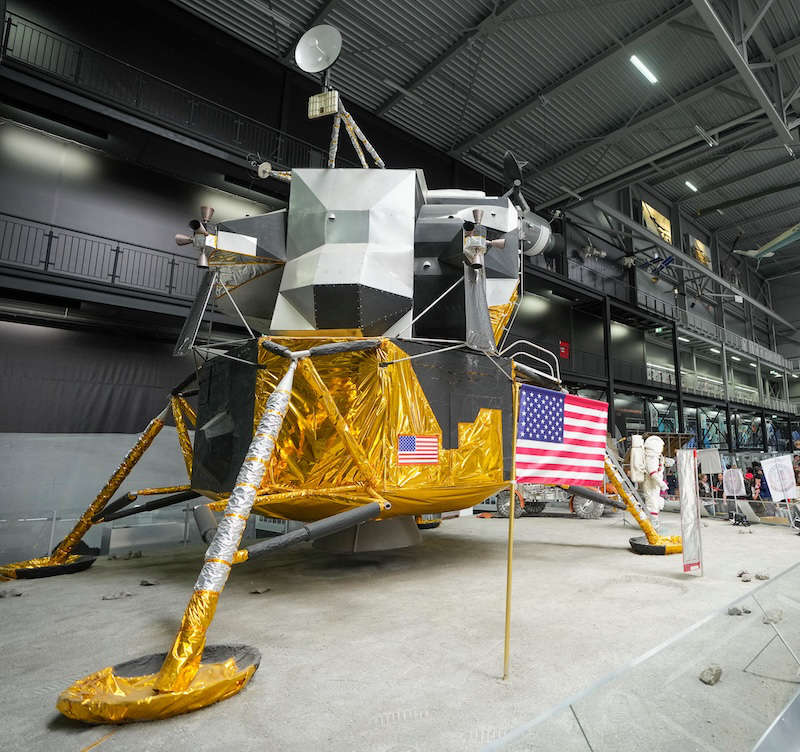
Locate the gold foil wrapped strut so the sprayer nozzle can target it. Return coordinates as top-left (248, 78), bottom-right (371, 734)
top-left (50, 405), bottom-right (170, 564)
top-left (172, 396), bottom-right (194, 479)
top-left (177, 396), bottom-right (197, 426)
top-left (156, 363), bottom-right (297, 692)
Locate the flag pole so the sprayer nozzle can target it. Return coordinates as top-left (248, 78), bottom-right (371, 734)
top-left (503, 371), bottom-right (519, 680)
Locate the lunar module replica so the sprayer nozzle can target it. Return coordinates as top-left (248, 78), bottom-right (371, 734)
top-left (1, 24), bottom-right (679, 724)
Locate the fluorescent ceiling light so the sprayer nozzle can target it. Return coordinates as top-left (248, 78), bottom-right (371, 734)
top-left (731, 355), bottom-right (741, 361)
top-left (646, 362), bottom-right (673, 371)
top-left (792, 374), bottom-right (798, 378)
top-left (685, 180), bottom-right (699, 192)
top-left (630, 55), bottom-right (658, 84)
top-left (678, 336), bottom-right (690, 343)
top-left (749, 362), bottom-right (757, 367)
top-left (710, 347), bottom-right (720, 354)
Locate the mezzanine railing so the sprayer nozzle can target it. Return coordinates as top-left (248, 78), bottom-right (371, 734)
top-left (0, 212), bottom-right (204, 300)
top-left (565, 260), bottom-right (789, 370)
top-left (0, 12), bottom-right (350, 171)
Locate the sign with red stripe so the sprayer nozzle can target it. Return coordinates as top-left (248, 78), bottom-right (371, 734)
top-left (515, 385), bottom-right (608, 487)
top-left (397, 434), bottom-right (439, 465)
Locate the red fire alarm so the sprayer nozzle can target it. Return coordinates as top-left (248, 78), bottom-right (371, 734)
top-left (559, 340), bottom-right (570, 359)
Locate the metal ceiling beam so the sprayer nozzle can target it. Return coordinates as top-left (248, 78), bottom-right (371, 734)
top-left (743, 0), bottom-right (776, 44)
top-left (668, 19), bottom-right (714, 39)
top-left (690, 0), bottom-right (795, 146)
top-left (531, 70), bottom-right (741, 179)
top-left (522, 26), bottom-right (800, 187)
top-left (448, 0), bottom-right (695, 156)
top-left (680, 155), bottom-right (794, 198)
top-left (713, 198), bottom-right (800, 232)
top-left (375, 0), bottom-right (528, 117)
top-left (695, 179), bottom-right (800, 216)
top-left (536, 110), bottom-right (764, 209)
top-left (592, 200), bottom-right (795, 329)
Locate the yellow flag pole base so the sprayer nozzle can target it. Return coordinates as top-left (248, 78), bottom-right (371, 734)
top-left (56, 645), bottom-right (260, 724)
top-left (629, 534), bottom-right (683, 555)
top-left (0, 554), bottom-right (95, 581)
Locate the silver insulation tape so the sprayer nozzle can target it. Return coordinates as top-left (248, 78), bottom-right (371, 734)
top-left (328, 112), bottom-right (341, 168)
top-left (340, 106), bottom-right (385, 169)
top-left (194, 560), bottom-right (232, 591)
top-left (193, 361), bottom-right (296, 593)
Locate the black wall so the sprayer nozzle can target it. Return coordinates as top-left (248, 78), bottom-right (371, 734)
top-left (0, 320), bottom-right (193, 432)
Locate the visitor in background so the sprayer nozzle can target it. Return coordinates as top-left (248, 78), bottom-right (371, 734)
top-left (744, 468), bottom-right (754, 499)
top-left (712, 472), bottom-right (723, 499)
top-left (698, 473), bottom-right (711, 497)
top-left (757, 467), bottom-right (771, 500)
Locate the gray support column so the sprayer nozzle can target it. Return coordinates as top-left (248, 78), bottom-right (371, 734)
top-left (756, 356), bottom-right (764, 403)
top-left (620, 188), bottom-right (637, 300)
top-left (672, 325), bottom-right (685, 432)
top-left (725, 403), bottom-right (734, 453)
top-left (711, 232), bottom-right (726, 330)
top-left (670, 202), bottom-right (687, 312)
top-left (603, 296), bottom-right (615, 430)
top-left (721, 342), bottom-right (731, 401)
top-left (761, 407), bottom-right (769, 452)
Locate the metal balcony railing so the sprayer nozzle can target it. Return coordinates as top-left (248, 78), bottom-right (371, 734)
top-left (1, 12), bottom-right (351, 171)
top-left (564, 260), bottom-right (790, 371)
top-left (0, 212), bottom-right (204, 299)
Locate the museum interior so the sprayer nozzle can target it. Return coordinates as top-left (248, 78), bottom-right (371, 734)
top-left (2, 0), bottom-right (800, 749)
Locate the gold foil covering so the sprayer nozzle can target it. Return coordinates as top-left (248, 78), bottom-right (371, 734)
top-left (0, 554), bottom-right (82, 580)
top-left (155, 590), bottom-right (219, 692)
top-left (172, 397), bottom-right (194, 478)
top-left (249, 338), bottom-right (507, 522)
top-left (131, 485), bottom-right (191, 498)
top-left (56, 655), bottom-right (255, 724)
top-left (177, 396), bottom-right (197, 426)
top-left (50, 413), bottom-right (167, 564)
top-left (489, 284), bottom-right (518, 345)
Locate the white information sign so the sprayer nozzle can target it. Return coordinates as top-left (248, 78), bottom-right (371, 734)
top-left (723, 468), bottom-right (745, 498)
top-left (760, 455), bottom-right (797, 503)
top-left (697, 449), bottom-right (723, 474)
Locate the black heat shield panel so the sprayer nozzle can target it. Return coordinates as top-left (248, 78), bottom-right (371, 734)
top-left (191, 340), bottom-right (259, 497)
top-left (391, 340), bottom-right (514, 478)
top-left (412, 274), bottom-right (467, 342)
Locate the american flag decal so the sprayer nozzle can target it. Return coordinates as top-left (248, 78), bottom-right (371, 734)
top-left (515, 385), bottom-right (608, 487)
top-left (397, 434), bottom-right (439, 465)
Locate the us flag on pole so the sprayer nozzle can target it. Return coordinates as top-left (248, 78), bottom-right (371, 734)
top-left (397, 434), bottom-right (439, 465)
top-left (515, 385), bottom-right (608, 487)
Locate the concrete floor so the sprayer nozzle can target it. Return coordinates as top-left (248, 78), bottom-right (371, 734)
top-left (1, 512), bottom-right (799, 752)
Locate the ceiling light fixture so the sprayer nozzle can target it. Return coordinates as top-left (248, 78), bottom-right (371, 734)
top-left (710, 347), bottom-right (720, 354)
top-left (685, 180), bottom-right (699, 192)
top-left (630, 55), bottom-right (658, 84)
top-left (678, 336), bottom-right (690, 343)
top-left (748, 362), bottom-right (757, 367)
top-left (731, 355), bottom-right (741, 361)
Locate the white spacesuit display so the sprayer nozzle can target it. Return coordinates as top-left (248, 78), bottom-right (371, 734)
top-left (642, 435), bottom-right (668, 532)
top-left (629, 435), bottom-right (646, 484)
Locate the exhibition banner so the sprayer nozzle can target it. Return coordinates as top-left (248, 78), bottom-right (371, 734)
top-left (677, 449), bottom-right (702, 576)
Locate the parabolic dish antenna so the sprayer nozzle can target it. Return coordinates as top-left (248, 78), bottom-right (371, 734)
top-left (294, 24), bottom-right (342, 73)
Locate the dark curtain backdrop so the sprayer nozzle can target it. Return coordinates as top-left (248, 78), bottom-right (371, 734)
top-left (0, 321), bottom-right (194, 432)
